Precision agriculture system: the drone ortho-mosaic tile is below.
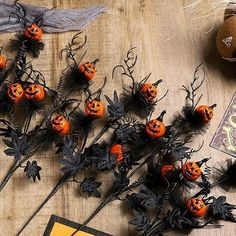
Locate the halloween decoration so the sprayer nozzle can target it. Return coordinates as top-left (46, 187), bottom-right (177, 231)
top-left (195, 104), bottom-right (216, 123)
top-left (173, 64), bottom-right (217, 134)
top-left (186, 197), bottom-right (207, 217)
top-left (0, 23), bottom-right (232, 236)
top-left (181, 161), bottom-right (202, 181)
top-left (160, 165), bottom-right (175, 178)
top-left (51, 116), bottom-right (70, 136)
top-left (110, 144), bottom-right (124, 162)
top-left (79, 60), bottom-right (98, 81)
top-left (0, 54), bottom-right (7, 70)
top-left (85, 99), bottom-right (105, 119)
top-left (112, 47), bottom-right (168, 118)
top-left (7, 83), bottom-right (24, 103)
top-left (145, 110), bottom-right (166, 138)
top-left (24, 83), bottom-right (45, 102)
top-left (139, 83), bottom-right (157, 101)
top-left (23, 24), bottom-right (43, 41)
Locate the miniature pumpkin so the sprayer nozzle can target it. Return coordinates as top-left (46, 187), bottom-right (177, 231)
top-left (25, 83), bottom-right (45, 102)
top-left (195, 104), bottom-right (216, 123)
top-left (0, 54), bottom-right (7, 70)
top-left (140, 83), bottom-right (157, 101)
top-left (186, 198), bottom-right (207, 217)
top-left (24, 24), bottom-right (43, 41)
top-left (145, 119), bottom-right (166, 138)
top-left (7, 83), bottom-right (24, 103)
top-left (181, 161), bottom-right (202, 181)
top-left (85, 99), bottom-right (105, 118)
top-left (79, 62), bottom-right (97, 80)
top-left (110, 144), bottom-right (124, 162)
top-left (51, 116), bottom-right (70, 136)
top-left (160, 165), bottom-right (175, 178)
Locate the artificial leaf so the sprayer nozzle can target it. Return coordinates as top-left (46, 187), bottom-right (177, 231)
top-left (24, 160), bottom-right (41, 182)
top-left (80, 177), bottom-right (102, 198)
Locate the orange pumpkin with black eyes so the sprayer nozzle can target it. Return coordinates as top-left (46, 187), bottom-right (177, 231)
top-left (25, 84), bottom-right (45, 102)
top-left (7, 83), bottom-right (24, 103)
top-left (160, 165), bottom-right (175, 178)
top-left (79, 62), bottom-right (97, 80)
top-left (51, 116), bottom-right (70, 136)
top-left (0, 54), bottom-right (7, 70)
top-left (24, 24), bottom-right (43, 41)
top-left (85, 99), bottom-right (105, 118)
top-left (110, 144), bottom-right (124, 162)
top-left (145, 119), bottom-right (166, 138)
top-left (181, 161), bottom-right (202, 181)
top-left (195, 104), bottom-right (216, 123)
top-left (186, 198), bottom-right (207, 217)
top-left (140, 83), bottom-right (157, 101)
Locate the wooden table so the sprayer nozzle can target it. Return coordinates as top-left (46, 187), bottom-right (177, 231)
top-left (0, 0), bottom-right (236, 235)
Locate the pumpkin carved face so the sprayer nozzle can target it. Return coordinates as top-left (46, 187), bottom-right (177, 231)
top-left (7, 83), bottom-right (24, 103)
top-left (79, 62), bottom-right (97, 80)
top-left (85, 100), bottom-right (105, 118)
top-left (195, 104), bottom-right (216, 123)
top-left (181, 161), bottom-right (202, 181)
top-left (24, 24), bottom-right (43, 41)
top-left (160, 165), bottom-right (175, 178)
top-left (25, 84), bottom-right (45, 102)
top-left (140, 83), bottom-right (157, 101)
top-left (51, 116), bottom-right (70, 136)
top-left (0, 54), bottom-right (7, 70)
top-left (186, 198), bottom-right (207, 217)
top-left (145, 119), bottom-right (166, 138)
top-left (110, 144), bottom-right (124, 162)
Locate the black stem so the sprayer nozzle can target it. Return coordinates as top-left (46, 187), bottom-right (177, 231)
top-left (71, 195), bottom-right (114, 236)
top-left (0, 159), bottom-right (19, 192)
top-left (17, 174), bottom-right (71, 236)
top-left (88, 119), bottom-right (116, 147)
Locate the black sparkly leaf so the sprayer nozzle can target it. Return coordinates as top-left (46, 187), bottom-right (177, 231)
top-left (129, 210), bottom-right (151, 232)
top-left (24, 160), bottom-right (41, 182)
top-left (105, 90), bottom-right (126, 118)
top-left (166, 208), bottom-right (192, 229)
top-left (137, 186), bottom-right (162, 208)
top-left (3, 131), bottom-right (29, 159)
top-left (80, 177), bottom-right (102, 198)
top-left (209, 196), bottom-right (236, 222)
top-left (59, 152), bottom-right (85, 176)
top-left (114, 124), bottom-right (138, 143)
top-left (112, 168), bottom-right (130, 193)
top-left (86, 144), bottom-right (117, 170)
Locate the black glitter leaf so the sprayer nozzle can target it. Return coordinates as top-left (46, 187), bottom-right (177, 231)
top-left (129, 210), bottom-right (151, 232)
top-left (209, 196), bottom-right (236, 222)
top-left (80, 177), bottom-right (102, 198)
top-left (105, 90), bottom-right (126, 118)
top-left (24, 160), bottom-right (41, 182)
top-left (3, 131), bottom-right (29, 159)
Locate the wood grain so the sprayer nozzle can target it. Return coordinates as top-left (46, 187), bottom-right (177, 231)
top-left (0, 0), bottom-right (236, 235)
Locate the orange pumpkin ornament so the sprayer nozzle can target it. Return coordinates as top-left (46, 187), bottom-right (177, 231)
top-left (181, 161), bottom-right (202, 181)
top-left (85, 99), bottom-right (105, 119)
top-left (139, 80), bottom-right (162, 101)
top-left (24, 24), bottom-right (43, 41)
top-left (51, 116), bottom-right (70, 136)
top-left (25, 83), bottom-right (45, 102)
top-left (0, 54), bottom-right (7, 70)
top-left (7, 83), bottom-right (24, 103)
top-left (186, 198), bottom-right (207, 217)
top-left (195, 104), bottom-right (216, 123)
top-left (145, 110), bottom-right (166, 138)
top-left (79, 59), bottom-right (98, 81)
top-left (110, 144), bottom-right (124, 162)
top-left (160, 165), bottom-right (175, 178)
